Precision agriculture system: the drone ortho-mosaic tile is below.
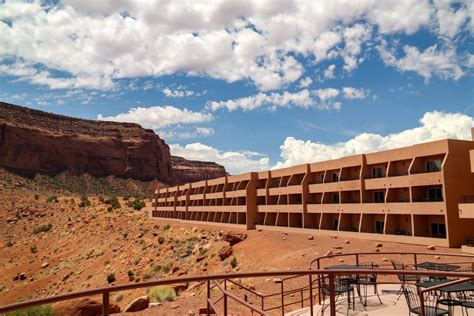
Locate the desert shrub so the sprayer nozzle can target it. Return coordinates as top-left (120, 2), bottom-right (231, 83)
top-left (33, 224), bottom-right (52, 234)
top-left (143, 273), bottom-right (155, 280)
top-left (230, 257), bottom-right (238, 269)
top-left (127, 270), bottom-right (134, 277)
top-left (114, 294), bottom-right (124, 302)
top-left (6, 240), bottom-right (13, 247)
top-left (127, 198), bottom-right (145, 211)
top-left (162, 263), bottom-right (172, 274)
top-left (46, 196), bottom-right (58, 203)
top-left (30, 245), bottom-right (38, 254)
top-left (152, 264), bottom-right (162, 273)
top-left (78, 196), bottom-right (91, 208)
top-left (123, 195), bottom-right (130, 201)
top-left (163, 224), bottom-right (171, 231)
top-left (149, 286), bottom-right (176, 303)
top-left (105, 197), bottom-right (121, 209)
top-left (98, 196), bottom-right (105, 203)
top-left (6, 305), bottom-right (54, 316)
top-left (106, 273), bottom-right (116, 284)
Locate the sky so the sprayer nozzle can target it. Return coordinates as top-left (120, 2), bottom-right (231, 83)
top-left (0, 0), bottom-right (473, 174)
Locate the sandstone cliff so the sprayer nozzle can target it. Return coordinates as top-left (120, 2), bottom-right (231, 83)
top-left (171, 156), bottom-right (227, 185)
top-left (0, 102), bottom-right (226, 184)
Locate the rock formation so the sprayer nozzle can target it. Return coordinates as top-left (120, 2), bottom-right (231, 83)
top-left (171, 156), bottom-right (227, 185)
top-left (0, 102), bottom-right (226, 184)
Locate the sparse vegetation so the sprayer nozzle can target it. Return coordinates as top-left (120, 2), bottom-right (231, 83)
top-left (46, 196), bottom-right (58, 203)
top-left (106, 273), bottom-right (116, 284)
top-left (6, 305), bottom-right (54, 316)
top-left (105, 197), bottom-right (121, 209)
top-left (127, 198), bottom-right (145, 210)
top-left (230, 257), bottom-right (238, 268)
top-left (127, 270), bottom-right (134, 277)
top-left (30, 245), bottom-right (38, 254)
top-left (163, 224), bottom-right (171, 231)
top-left (33, 224), bottom-right (52, 234)
top-left (78, 196), bottom-right (91, 207)
top-left (6, 240), bottom-right (13, 247)
top-left (149, 286), bottom-right (176, 303)
top-left (114, 294), bottom-right (124, 302)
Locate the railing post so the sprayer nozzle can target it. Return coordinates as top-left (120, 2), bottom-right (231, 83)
top-left (355, 253), bottom-right (359, 266)
top-left (414, 253), bottom-right (418, 269)
top-left (317, 259), bottom-right (322, 305)
top-left (261, 295), bottom-right (264, 312)
top-left (418, 286), bottom-right (425, 316)
top-left (207, 280), bottom-right (211, 316)
top-left (300, 288), bottom-right (304, 308)
top-left (224, 291), bottom-right (228, 316)
top-left (102, 292), bottom-right (109, 316)
top-left (328, 273), bottom-right (336, 316)
top-left (281, 281), bottom-right (285, 315)
top-left (309, 274), bottom-right (314, 316)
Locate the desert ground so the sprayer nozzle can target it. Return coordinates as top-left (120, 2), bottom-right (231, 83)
top-left (0, 169), bottom-right (466, 315)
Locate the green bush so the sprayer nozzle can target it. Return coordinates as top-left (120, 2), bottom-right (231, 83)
top-left (33, 224), bottom-right (52, 234)
top-left (163, 224), bottom-right (171, 231)
top-left (6, 305), bottom-right (54, 316)
top-left (6, 240), bottom-right (13, 247)
top-left (149, 286), bottom-right (176, 303)
top-left (127, 270), bottom-right (134, 277)
top-left (46, 196), bottom-right (58, 203)
top-left (105, 197), bottom-right (121, 210)
top-left (230, 257), bottom-right (238, 269)
top-left (30, 245), bottom-right (38, 254)
top-left (78, 196), bottom-right (91, 208)
top-left (127, 198), bottom-right (145, 211)
top-left (106, 273), bottom-right (116, 284)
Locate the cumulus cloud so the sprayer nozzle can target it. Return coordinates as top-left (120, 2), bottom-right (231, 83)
top-left (97, 105), bottom-right (213, 129)
top-left (274, 111), bottom-right (474, 168)
top-left (299, 76), bottom-right (313, 88)
top-left (159, 127), bottom-right (215, 140)
top-left (206, 89), bottom-right (314, 111)
top-left (324, 64), bottom-right (336, 79)
top-left (342, 87), bottom-right (368, 99)
top-left (313, 88), bottom-right (339, 101)
top-left (169, 143), bottom-right (270, 174)
top-left (0, 0), bottom-right (470, 90)
top-left (378, 42), bottom-right (464, 82)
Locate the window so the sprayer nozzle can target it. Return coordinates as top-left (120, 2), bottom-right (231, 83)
top-left (426, 160), bottom-right (441, 172)
top-left (427, 188), bottom-right (443, 201)
top-left (375, 221), bottom-right (384, 234)
top-left (332, 172), bottom-right (339, 182)
top-left (431, 223), bottom-right (446, 238)
top-left (371, 167), bottom-right (384, 178)
top-left (334, 219), bottom-right (339, 230)
top-left (320, 174), bottom-right (325, 182)
top-left (332, 193), bottom-right (340, 204)
top-left (373, 191), bottom-right (385, 203)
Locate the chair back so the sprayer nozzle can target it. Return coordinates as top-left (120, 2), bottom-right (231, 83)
top-left (358, 262), bottom-right (378, 282)
top-left (391, 260), bottom-right (407, 281)
top-left (402, 285), bottom-right (420, 311)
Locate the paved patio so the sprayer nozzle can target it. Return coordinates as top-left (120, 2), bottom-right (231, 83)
top-left (286, 284), bottom-right (466, 316)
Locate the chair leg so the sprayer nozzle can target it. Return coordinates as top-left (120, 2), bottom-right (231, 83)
top-left (374, 284), bottom-right (383, 304)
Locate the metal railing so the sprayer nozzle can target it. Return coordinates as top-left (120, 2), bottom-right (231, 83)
top-left (0, 252), bottom-right (473, 316)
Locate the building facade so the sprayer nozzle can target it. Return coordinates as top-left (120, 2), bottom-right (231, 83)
top-left (152, 131), bottom-right (474, 247)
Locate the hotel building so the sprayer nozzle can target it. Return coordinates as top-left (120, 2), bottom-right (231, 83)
top-left (152, 129), bottom-right (474, 247)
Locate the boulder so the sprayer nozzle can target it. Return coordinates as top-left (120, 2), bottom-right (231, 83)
top-left (124, 296), bottom-right (149, 312)
top-left (218, 245), bottom-right (233, 261)
top-left (427, 245), bottom-right (436, 250)
top-left (375, 243), bottom-right (383, 248)
top-left (41, 262), bottom-right (49, 269)
top-left (221, 232), bottom-right (247, 246)
top-left (52, 298), bottom-right (120, 315)
top-left (307, 236), bottom-right (314, 240)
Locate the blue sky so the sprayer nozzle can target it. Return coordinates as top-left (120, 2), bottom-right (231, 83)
top-left (0, 1), bottom-right (473, 174)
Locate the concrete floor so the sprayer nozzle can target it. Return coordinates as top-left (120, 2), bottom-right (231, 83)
top-left (286, 284), bottom-right (467, 316)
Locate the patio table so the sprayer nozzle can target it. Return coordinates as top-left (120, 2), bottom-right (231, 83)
top-left (415, 262), bottom-right (460, 271)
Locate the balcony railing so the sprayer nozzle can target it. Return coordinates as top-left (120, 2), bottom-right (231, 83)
top-left (413, 197), bottom-right (444, 202)
top-left (459, 195), bottom-right (474, 203)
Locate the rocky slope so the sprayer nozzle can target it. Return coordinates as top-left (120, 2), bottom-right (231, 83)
top-left (0, 102), bottom-right (226, 185)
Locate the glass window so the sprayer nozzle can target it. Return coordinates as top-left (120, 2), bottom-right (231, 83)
top-left (427, 188), bottom-right (443, 201)
top-left (332, 172), bottom-right (339, 182)
top-left (431, 223), bottom-right (446, 238)
top-left (426, 160), bottom-right (441, 172)
top-left (375, 221), bottom-right (384, 234)
top-left (372, 167), bottom-right (384, 178)
top-left (332, 193), bottom-right (340, 203)
top-left (373, 191), bottom-right (385, 203)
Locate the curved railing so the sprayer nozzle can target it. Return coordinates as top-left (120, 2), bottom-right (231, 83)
top-left (0, 252), bottom-right (473, 316)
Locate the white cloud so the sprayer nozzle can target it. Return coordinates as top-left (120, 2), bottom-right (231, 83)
top-left (313, 88), bottom-right (339, 101)
top-left (299, 76), bottom-right (313, 88)
top-left (163, 87), bottom-right (195, 98)
top-left (342, 87), bottom-right (367, 99)
top-left (97, 105), bottom-right (213, 129)
top-left (0, 0), bottom-right (470, 90)
top-left (378, 42), bottom-right (464, 82)
top-left (324, 64), bottom-right (336, 79)
top-left (206, 89), bottom-right (314, 111)
top-left (159, 127), bottom-right (215, 140)
top-left (274, 111), bottom-right (473, 168)
top-left (169, 143), bottom-right (270, 174)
